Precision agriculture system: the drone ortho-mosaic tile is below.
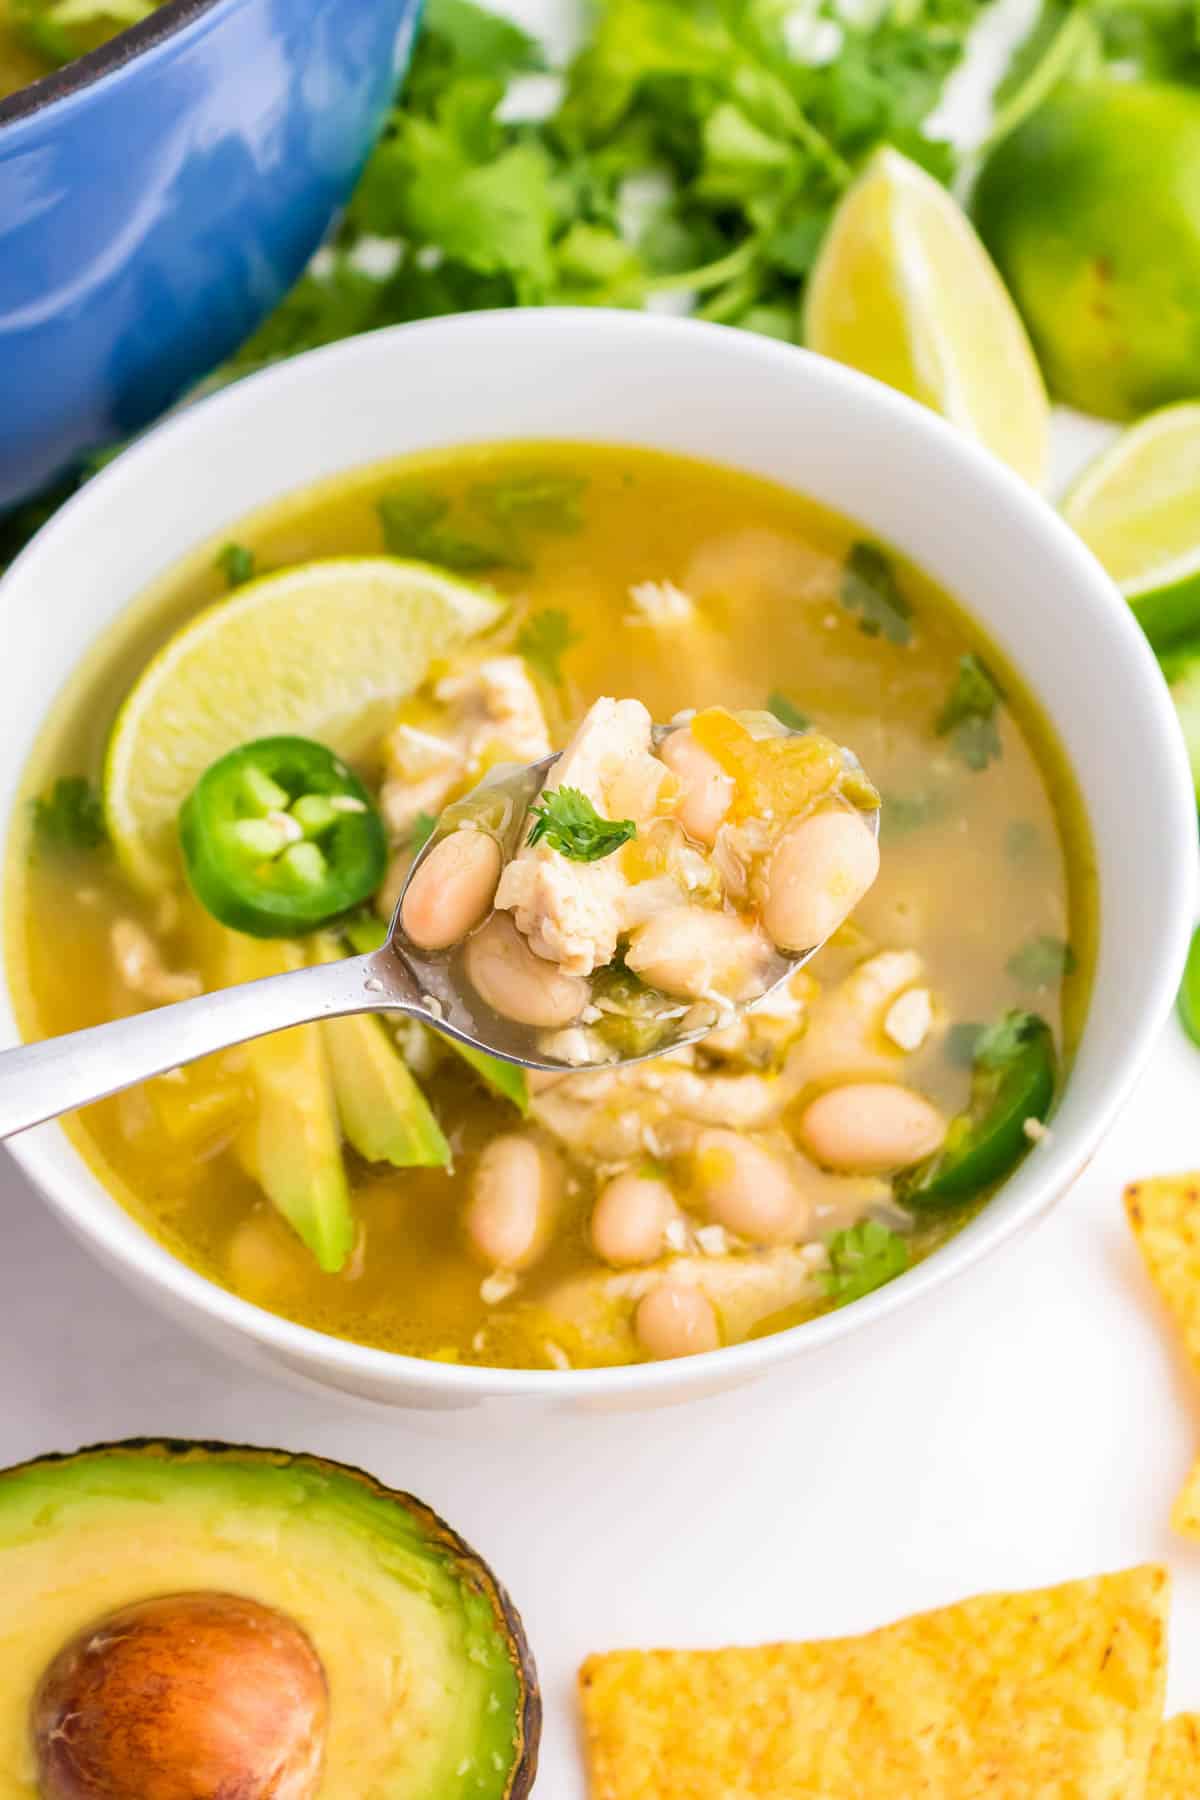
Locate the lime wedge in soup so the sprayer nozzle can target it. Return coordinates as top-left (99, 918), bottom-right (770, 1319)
top-left (104, 557), bottom-right (504, 891)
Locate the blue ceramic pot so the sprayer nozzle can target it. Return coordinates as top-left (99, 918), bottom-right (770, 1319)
top-left (0, 0), bottom-right (418, 509)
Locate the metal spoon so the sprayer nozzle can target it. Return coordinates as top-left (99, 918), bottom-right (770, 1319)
top-left (0, 728), bottom-right (878, 1140)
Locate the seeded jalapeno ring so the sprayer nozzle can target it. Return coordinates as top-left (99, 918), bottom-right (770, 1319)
top-left (179, 735), bottom-right (386, 937)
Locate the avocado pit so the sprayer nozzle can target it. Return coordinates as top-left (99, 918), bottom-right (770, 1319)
top-left (32, 1590), bottom-right (328, 1800)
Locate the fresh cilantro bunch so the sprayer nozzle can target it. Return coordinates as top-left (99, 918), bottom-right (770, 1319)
top-left (225, 0), bottom-right (991, 375)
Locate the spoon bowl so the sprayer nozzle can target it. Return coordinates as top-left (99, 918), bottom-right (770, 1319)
top-left (0, 725), bottom-right (877, 1140)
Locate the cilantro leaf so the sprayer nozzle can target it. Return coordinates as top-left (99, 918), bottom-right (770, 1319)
top-left (879, 788), bottom-right (950, 843)
top-left (216, 542), bottom-right (255, 588)
top-left (822, 1220), bottom-right (910, 1307)
top-left (526, 787), bottom-right (637, 861)
top-left (515, 609), bottom-right (581, 686)
top-left (935, 653), bottom-right (1004, 771)
top-left (33, 776), bottom-right (107, 851)
top-left (377, 487), bottom-right (518, 572)
top-left (767, 690), bottom-right (809, 732)
top-left (1006, 935), bottom-right (1077, 988)
top-left (840, 543), bottom-right (913, 645)
top-left (470, 471), bottom-right (588, 535)
top-left (410, 810), bottom-right (438, 853)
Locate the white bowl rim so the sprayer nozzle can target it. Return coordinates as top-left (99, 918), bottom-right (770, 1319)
top-left (2, 306), bottom-right (1195, 1401)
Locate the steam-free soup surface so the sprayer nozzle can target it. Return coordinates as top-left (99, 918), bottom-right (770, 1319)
top-left (6, 444), bottom-right (1093, 1369)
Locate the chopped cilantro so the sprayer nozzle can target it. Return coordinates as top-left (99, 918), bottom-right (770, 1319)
top-left (410, 810), bottom-right (438, 853)
top-left (32, 776), bottom-right (106, 851)
top-left (527, 787), bottom-right (636, 861)
top-left (840, 543), bottom-right (913, 646)
top-left (822, 1220), bottom-right (910, 1307)
top-left (935, 653), bottom-right (1004, 772)
top-left (879, 789), bottom-right (950, 844)
top-left (377, 487), bottom-right (518, 572)
top-left (470, 471), bottom-right (588, 535)
top-left (216, 542), bottom-right (255, 588)
top-left (1005, 819), bottom-right (1042, 866)
top-left (767, 691), bottom-right (810, 732)
top-left (1006, 935), bottom-right (1077, 988)
top-left (515, 609), bottom-right (580, 687)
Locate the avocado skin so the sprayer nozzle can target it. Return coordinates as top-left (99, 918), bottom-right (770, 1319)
top-left (5, 1438), bottom-right (541, 1800)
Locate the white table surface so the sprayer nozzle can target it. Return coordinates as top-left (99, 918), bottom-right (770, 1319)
top-left (4, 11), bottom-right (1198, 1789)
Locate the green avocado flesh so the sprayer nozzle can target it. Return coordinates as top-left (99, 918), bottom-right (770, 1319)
top-left (0, 1441), bottom-right (539, 1798)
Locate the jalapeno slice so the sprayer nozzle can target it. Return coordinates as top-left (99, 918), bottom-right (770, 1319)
top-left (899, 1010), bottom-right (1056, 1210)
top-left (179, 736), bottom-right (387, 937)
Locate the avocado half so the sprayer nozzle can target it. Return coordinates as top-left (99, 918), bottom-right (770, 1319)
top-left (0, 1439), bottom-right (540, 1799)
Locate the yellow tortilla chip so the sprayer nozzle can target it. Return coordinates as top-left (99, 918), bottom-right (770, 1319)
top-left (1125, 1176), bottom-right (1200, 1369)
top-left (579, 1566), bottom-right (1168, 1800)
top-left (1124, 1177), bottom-right (1200, 1536)
top-left (1148, 1715), bottom-right (1200, 1797)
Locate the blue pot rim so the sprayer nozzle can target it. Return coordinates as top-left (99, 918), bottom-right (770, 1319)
top-left (0, 0), bottom-right (229, 133)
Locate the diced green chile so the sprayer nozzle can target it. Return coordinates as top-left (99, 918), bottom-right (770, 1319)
top-left (899, 1010), bottom-right (1056, 1209)
top-left (179, 736), bottom-right (386, 937)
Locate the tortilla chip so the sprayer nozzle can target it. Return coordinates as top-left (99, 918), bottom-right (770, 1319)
top-left (1148, 1715), bottom-right (1200, 1797)
top-left (579, 1566), bottom-right (1168, 1800)
top-left (1124, 1176), bottom-right (1200, 1369)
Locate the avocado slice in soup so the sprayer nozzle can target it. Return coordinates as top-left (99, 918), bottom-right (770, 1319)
top-left (1, 1440), bottom-right (539, 1799)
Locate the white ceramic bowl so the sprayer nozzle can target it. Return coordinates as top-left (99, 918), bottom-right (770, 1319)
top-left (1, 310), bottom-right (1194, 1417)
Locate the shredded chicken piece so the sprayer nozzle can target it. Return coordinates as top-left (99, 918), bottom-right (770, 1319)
top-left (627, 579), bottom-right (695, 624)
top-left (111, 919), bottom-right (202, 1006)
top-left (883, 986), bottom-right (934, 1053)
top-left (496, 698), bottom-right (656, 976)
top-left (381, 655), bottom-right (551, 839)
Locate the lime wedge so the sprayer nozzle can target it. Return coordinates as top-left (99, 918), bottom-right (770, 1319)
top-left (105, 557), bottom-right (504, 891)
top-left (804, 147), bottom-right (1050, 488)
top-left (1061, 403), bottom-right (1200, 651)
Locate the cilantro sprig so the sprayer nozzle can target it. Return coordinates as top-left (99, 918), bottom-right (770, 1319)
top-left (935, 653), bottom-right (1005, 772)
top-left (33, 776), bottom-right (107, 852)
top-left (822, 1220), bottom-right (910, 1307)
top-left (515, 609), bottom-right (581, 688)
top-left (840, 543), bottom-right (913, 646)
top-left (526, 787), bottom-right (637, 862)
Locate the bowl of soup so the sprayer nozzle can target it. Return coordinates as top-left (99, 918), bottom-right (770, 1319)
top-left (0, 310), bottom-right (1192, 1415)
top-left (0, 0), bottom-right (418, 509)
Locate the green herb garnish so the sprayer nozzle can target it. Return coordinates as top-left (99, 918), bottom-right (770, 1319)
top-left (32, 776), bottom-right (107, 851)
top-left (216, 542), bottom-right (256, 588)
top-left (767, 691), bottom-right (810, 732)
top-left (879, 789), bottom-right (950, 844)
top-left (935, 653), bottom-right (1004, 771)
top-left (822, 1220), bottom-right (910, 1307)
top-left (515, 609), bottom-right (581, 687)
top-left (1006, 934), bottom-right (1077, 988)
top-left (527, 787), bottom-right (636, 861)
top-left (377, 487), bottom-right (518, 573)
top-left (840, 543), bottom-right (913, 646)
top-left (471, 471), bottom-right (588, 535)
top-left (1005, 819), bottom-right (1041, 865)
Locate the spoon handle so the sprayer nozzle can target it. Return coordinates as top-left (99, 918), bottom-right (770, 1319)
top-left (0, 949), bottom-right (418, 1141)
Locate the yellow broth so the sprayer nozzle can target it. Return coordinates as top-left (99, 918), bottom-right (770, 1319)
top-left (5, 443), bottom-right (1095, 1368)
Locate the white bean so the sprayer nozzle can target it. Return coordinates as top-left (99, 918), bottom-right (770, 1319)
top-left (634, 1281), bottom-right (720, 1359)
top-left (692, 1127), bottom-right (808, 1245)
top-left (660, 729), bottom-right (734, 845)
top-left (401, 829), bottom-right (502, 950)
top-left (591, 1172), bottom-right (676, 1267)
top-left (798, 1082), bottom-right (946, 1174)
top-left (465, 1134), bottom-right (560, 1269)
top-left (762, 808), bottom-right (880, 953)
top-left (464, 913), bottom-right (588, 1028)
top-left (626, 905), bottom-right (769, 1002)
